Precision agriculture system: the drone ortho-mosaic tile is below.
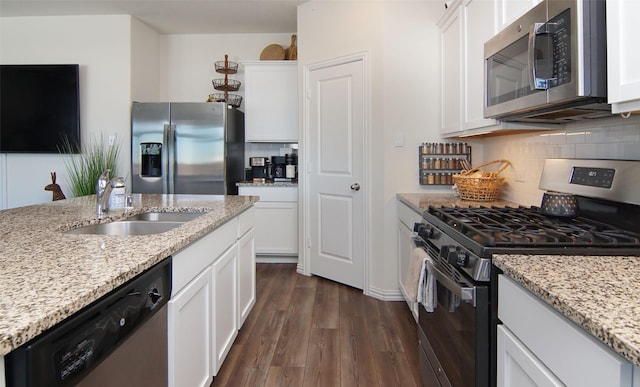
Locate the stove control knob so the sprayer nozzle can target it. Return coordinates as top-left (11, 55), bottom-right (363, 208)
top-left (448, 248), bottom-right (469, 267)
top-left (456, 252), bottom-right (469, 267)
top-left (413, 223), bottom-right (424, 233)
top-left (422, 226), bottom-right (436, 239)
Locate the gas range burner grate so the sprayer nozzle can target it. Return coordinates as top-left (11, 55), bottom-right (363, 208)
top-left (427, 206), bottom-right (640, 248)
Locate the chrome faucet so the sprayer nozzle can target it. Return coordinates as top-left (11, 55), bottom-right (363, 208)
top-left (96, 169), bottom-right (113, 218)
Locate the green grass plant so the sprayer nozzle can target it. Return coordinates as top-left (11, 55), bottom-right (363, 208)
top-left (59, 134), bottom-right (121, 197)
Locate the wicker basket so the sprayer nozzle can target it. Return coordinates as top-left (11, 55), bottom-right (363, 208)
top-left (212, 78), bottom-right (241, 91)
top-left (453, 159), bottom-right (511, 201)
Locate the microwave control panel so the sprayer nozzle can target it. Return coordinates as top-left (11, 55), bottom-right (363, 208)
top-left (549, 8), bottom-right (571, 87)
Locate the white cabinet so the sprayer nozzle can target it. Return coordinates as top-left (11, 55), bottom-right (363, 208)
top-left (439, 5), bottom-right (462, 136)
top-left (237, 226), bottom-right (255, 326)
top-left (243, 61), bottom-right (298, 142)
top-left (168, 268), bottom-right (212, 387)
top-left (168, 208), bottom-right (256, 386)
top-left (497, 325), bottom-right (563, 387)
top-left (498, 274), bottom-right (634, 387)
top-left (211, 245), bottom-right (238, 375)
top-left (238, 186), bottom-right (298, 256)
top-left (439, 0), bottom-right (497, 137)
top-left (232, 206), bottom-right (255, 329)
top-left (397, 200), bottom-right (422, 321)
top-left (607, 0), bottom-right (640, 114)
top-left (1, 355), bottom-right (5, 387)
top-left (495, 0), bottom-right (542, 31)
top-left (461, 0), bottom-right (499, 131)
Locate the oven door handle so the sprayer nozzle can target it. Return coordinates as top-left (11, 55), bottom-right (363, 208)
top-left (426, 260), bottom-right (477, 307)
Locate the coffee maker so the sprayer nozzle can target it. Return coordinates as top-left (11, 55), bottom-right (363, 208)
top-left (249, 157), bottom-right (270, 183)
top-left (271, 156), bottom-right (287, 180)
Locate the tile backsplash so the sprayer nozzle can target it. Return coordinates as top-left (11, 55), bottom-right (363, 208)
top-left (478, 118), bottom-right (640, 206)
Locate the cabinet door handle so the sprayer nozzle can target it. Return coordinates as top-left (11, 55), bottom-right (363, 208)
top-left (350, 183), bottom-right (361, 191)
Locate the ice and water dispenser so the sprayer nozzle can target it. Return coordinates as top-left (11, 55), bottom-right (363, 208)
top-left (140, 142), bottom-right (162, 177)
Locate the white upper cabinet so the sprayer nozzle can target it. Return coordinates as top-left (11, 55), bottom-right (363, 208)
top-left (607, 0), bottom-right (640, 114)
top-left (461, 0), bottom-right (499, 131)
top-left (439, 0), bottom-right (497, 136)
top-left (495, 0), bottom-right (542, 31)
top-left (439, 6), bottom-right (462, 136)
top-left (243, 61), bottom-right (298, 142)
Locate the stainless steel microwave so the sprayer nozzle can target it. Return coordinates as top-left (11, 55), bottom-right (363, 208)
top-left (484, 0), bottom-right (611, 123)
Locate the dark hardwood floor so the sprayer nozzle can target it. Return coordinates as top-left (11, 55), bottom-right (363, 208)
top-left (212, 263), bottom-right (420, 387)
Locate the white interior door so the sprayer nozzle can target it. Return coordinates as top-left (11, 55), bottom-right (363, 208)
top-left (307, 58), bottom-right (365, 290)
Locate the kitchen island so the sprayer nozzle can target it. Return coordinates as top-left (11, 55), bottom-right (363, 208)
top-left (0, 193), bottom-right (258, 357)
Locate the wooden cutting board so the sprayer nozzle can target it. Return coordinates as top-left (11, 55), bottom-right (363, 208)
top-left (260, 44), bottom-right (285, 60)
top-left (285, 34), bottom-right (297, 60)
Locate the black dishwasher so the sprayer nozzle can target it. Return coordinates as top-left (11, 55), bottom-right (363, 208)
top-left (5, 257), bottom-right (172, 387)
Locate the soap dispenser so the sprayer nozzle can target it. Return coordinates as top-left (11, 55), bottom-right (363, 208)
top-left (109, 177), bottom-right (126, 209)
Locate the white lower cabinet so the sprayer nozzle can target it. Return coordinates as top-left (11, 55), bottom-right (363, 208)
top-left (237, 227), bottom-right (256, 326)
top-left (168, 268), bottom-right (212, 387)
top-left (498, 274), bottom-right (635, 387)
top-left (238, 186), bottom-right (298, 256)
top-left (168, 207), bottom-right (255, 387)
top-left (211, 245), bottom-right (238, 375)
top-left (1, 355), bottom-right (5, 387)
top-left (497, 325), bottom-right (563, 387)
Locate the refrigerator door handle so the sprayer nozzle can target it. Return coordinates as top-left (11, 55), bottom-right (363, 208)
top-left (166, 124), bottom-right (176, 194)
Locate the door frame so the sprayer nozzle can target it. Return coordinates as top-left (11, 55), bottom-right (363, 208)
top-left (299, 51), bottom-right (371, 295)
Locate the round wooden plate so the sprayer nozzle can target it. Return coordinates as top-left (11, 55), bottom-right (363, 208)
top-left (260, 44), bottom-right (285, 60)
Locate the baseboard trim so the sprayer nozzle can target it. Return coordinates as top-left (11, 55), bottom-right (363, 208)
top-left (256, 255), bottom-right (299, 264)
top-left (367, 286), bottom-right (404, 302)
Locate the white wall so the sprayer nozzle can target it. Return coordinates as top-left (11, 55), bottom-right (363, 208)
top-left (159, 33), bottom-right (294, 104)
top-left (0, 15), bottom-right (132, 209)
top-left (131, 18), bottom-right (163, 102)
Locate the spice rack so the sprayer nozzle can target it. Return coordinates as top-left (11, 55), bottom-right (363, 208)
top-left (208, 54), bottom-right (243, 107)
top-left (418, 142), bottom-right (472, 185)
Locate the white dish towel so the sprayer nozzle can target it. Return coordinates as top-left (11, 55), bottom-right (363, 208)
top-left (404, 247), bottom-right (428, 303)
top-left (417, 254), bottom-right (437, 313)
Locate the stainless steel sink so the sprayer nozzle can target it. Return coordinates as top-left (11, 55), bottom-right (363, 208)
top-left (64, 212), bottom-right (204, 236)
top-left (65, 221), bottom-right (185, 236)
top-left (125, 212), bottom-right (204, 222)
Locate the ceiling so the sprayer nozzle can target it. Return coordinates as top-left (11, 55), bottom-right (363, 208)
top-left (0, 0), bottom-right (307, 34)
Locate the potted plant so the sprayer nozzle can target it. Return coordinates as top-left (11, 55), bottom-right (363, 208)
top-left (59, 134), bottom-right (121, 197)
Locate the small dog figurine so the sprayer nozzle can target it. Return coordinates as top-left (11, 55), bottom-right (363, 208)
top-left (45, 172), bottom-right (66, 201)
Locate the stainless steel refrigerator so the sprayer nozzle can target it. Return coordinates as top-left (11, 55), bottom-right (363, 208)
top-left (131, 102), bottom-right (244, 195)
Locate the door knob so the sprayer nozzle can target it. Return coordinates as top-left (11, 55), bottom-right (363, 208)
top-left (350, 183), bottom-right (361, 191)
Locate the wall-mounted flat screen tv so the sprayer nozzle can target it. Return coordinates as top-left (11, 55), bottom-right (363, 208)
top-left (0, 64), bottom-right (81, 153)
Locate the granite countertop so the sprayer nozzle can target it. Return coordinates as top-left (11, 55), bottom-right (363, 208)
top-left (396, 192), bottom-right (520, 214)
top-left (236, 181), bottom-right (298, 187)
top-left (0, 194), bottom-right (258, 356)
top-left (494, 255), bottom-right (640, 367)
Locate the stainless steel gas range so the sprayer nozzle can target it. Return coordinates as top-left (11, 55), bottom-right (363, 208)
top-left (413, 158), bottom-right (640, 387)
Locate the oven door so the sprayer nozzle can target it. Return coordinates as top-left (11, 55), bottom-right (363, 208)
top-left (418, 256), bottom-right (490, 387)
